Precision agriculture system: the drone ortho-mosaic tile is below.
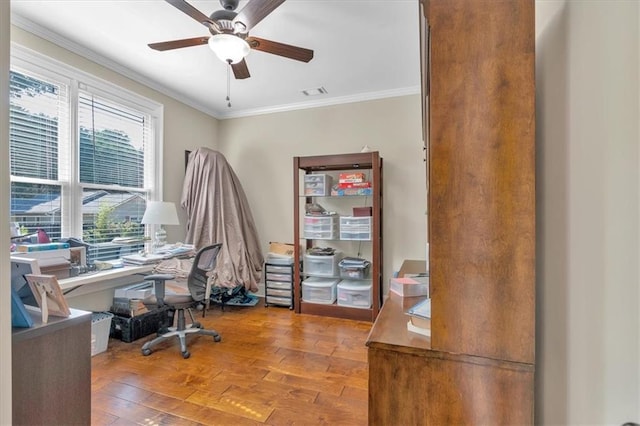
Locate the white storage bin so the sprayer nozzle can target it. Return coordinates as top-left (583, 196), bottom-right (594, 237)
top-left (340, 216), bottom-right (372, 227)
top-left (266, 288), bottom-right (292, 298)
top-left (304, 174), bottom-right (333, 196)
top-left (304, 252), bottom-right (342, 277)
top-left (304, 215), bottom-right (338, 240)
top-left (91, 312), bottom-right (113, 356)
top-left (266, 272), bottom-right (292, 282)
top-left (302, 277), bottom-right (339, 304)
top-left (266, 296), bottom-right (292, 306)
top-left (266, 280), bottom-right (292, 290)
top-left (265, 264), bottom-right (293, 274)
top-left (337, 280), bottom-right (372, 309)
top-left (305, 230), bottom-right (338, 239)
top-left (340, 216), bottom-right (372, 241)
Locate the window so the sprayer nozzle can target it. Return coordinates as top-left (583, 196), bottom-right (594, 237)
top-left (9, 47), bottom-right (163, 261)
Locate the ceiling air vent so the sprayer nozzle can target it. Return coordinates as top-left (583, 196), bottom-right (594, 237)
top-left (302, 87), bottom-right (328, 96)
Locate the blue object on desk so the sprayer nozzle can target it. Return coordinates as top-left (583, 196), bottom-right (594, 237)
top-left (11, 286), bottom-right (34, 328)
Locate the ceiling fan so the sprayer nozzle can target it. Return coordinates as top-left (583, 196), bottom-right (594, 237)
top-left (148, 0), bottom-right (314, 80)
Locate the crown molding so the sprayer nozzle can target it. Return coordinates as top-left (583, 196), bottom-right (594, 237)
top-left (10, 13), bottom-right (221, 118)
top-left (216, 86), bottom-right (421, 119)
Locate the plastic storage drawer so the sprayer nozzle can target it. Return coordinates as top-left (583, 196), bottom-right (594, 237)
top-left (304, 215), bottom-right (338, 240)
top-left (337, 280), bottom-right (372, 309)
top-left (302, 277), bottom-right (339, 304)
top-left (266, 280), bottom-right (292, 290)
top-left (266, 288), bottom-right (293, 298)
top-left (303, 253), bottom-right (342, 277)
top-left (266, 272), bottom-right (292, 282)
top-left (265, 264), bottom-right (293, 274)
top-left (266, 296), bottom-right (292, 306)
top-left (339, 216), bottom-right (372, 241)
top-left (304, 174), bottom-right (333, 196)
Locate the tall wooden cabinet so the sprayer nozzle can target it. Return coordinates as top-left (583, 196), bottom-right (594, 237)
top-left (293, 152), bottom-right (382, 322)
top-left (367, 0), bottom-right (536, 424)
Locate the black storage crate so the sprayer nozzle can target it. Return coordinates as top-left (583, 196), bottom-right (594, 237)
top-left (109, 306), bottom-right (172, 343)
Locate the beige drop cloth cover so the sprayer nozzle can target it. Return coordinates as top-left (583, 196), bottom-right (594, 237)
top-left (181, 148), bottom-right (263, 292)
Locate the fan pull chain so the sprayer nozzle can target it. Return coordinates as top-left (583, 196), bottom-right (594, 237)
top-left (226, 61), bottom-right (232, 108)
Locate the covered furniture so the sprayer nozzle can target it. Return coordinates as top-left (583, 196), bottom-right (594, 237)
top-left (141, 244), bottom-right (222, 359)
top-left (181, 147), bottom-right (264, 292)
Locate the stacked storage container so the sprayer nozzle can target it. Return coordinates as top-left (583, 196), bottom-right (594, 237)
top-left (304, 214), bottom-right (339, 240)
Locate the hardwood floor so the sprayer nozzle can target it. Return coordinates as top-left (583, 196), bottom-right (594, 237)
top-left (91, 300), bottom-right (371, 425)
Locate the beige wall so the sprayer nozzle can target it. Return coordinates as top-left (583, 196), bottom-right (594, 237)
top-left (217, 96), bottom-right (427, 290)
top-left (536, 1), bottom-right (640, 424)
top-left (9, 26), bottom-right (219, 243)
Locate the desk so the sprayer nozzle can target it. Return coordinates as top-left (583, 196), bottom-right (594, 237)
top-left (59, 264), bottom-right (155, 311)
top-left (12, 307), bottom-right (91, 425)
top-left (59, 264), bottom-right (155, 294)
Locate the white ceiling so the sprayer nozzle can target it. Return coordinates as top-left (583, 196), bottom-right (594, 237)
top-left (10, 0), bottom-right (421, 119)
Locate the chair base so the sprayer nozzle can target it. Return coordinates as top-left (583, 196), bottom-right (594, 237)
top-left (141, 306), bottom-right (221, 359)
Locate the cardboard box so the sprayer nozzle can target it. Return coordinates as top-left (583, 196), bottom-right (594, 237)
top-left (398, 259), bottom-right (427, 278)
top-left (352, 206), bottom-right (373, 217)
top-left (268, 242), bottom-right (296, 257)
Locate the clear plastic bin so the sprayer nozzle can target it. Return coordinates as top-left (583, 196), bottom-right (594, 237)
top-left (337, 280), bottom-right (372, 309)
top-left (304, 174), bottom-right (333, 196)
top-left (302, 277), bottom-right (339, 304)
top-left (304, 252), bottom-right (342, 277)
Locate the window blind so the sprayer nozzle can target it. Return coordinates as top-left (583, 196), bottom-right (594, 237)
top-left (9, 70), bottom-right (68, 240)
top-left (78, 91), bottom-right (150, 259)
top-left (9, 51), bottom-right (161, 262)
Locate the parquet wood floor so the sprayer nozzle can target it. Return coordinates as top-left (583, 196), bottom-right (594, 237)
top-left (91, 300), bottom-right (371, 425)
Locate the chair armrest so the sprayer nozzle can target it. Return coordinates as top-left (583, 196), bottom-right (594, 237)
top-left (143, 274), bottom-right (175, 281)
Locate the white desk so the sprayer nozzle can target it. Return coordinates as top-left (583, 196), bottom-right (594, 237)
top-left (59, 264), bottom-right (155, 292)
top-left (59, 264), bottom-right (155, 311)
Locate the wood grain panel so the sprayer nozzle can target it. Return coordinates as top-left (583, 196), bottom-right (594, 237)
top-left (368, 347), bottom-right (534, 425)
top-left (12, 314), bottom-right (91, 425)
top-left (428, 0), bottom-right (536, 363)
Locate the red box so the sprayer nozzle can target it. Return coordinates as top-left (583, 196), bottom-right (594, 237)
top-left (353, 207), bottom-right (373, 217)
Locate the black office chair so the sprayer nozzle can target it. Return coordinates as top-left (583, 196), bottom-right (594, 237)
top-left (141, 243), bottom-right (223, 358)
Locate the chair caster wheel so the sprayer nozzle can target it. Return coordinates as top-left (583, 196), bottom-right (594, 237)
top-left (182, 351), bottom-right (190, 359)
top-left (192, 322), bottom-right (201, 328)
top-left (142, 348), bottom-right (152, 356)
top-left (214, 335), bottom-right (221, 342)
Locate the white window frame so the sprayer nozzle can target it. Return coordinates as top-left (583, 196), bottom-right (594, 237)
top-left (10, 43), bottom-right (164, 241)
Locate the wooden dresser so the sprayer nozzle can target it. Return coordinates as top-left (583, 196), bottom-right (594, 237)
top-left (367, 0), bottom-right (536, 423)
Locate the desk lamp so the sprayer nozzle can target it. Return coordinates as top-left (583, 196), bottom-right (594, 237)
top-left (141, 201), bottom-right (179, 251)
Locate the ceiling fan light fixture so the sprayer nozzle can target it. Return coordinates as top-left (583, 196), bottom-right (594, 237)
top-left (208, 34), bottom-right (250, 64)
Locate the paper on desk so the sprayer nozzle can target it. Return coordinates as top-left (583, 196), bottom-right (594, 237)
top-left (121, 253), bottom-right (166, 265)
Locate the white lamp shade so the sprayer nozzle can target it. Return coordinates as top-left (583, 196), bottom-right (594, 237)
top-left (208, 34), bottom-right (250, 64)
top-left (141, 201), bottom-right (179, 225)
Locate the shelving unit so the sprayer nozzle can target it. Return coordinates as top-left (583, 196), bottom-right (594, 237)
top-left (293, 152), bottom-right (382, 322)
top-left (264, 261), bottom-right (294, 309)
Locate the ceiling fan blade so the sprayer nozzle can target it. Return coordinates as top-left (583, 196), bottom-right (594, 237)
top-left (231, 59), bottom-right (251, 79)
top-left (164, 0), bottom-right (219, 31)
top-left (247, 37), bottom-right (314, 63)
top-left (233, 0), bottom-right (285, 32)
top-left (148, 36), bottom-right (210, 51)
